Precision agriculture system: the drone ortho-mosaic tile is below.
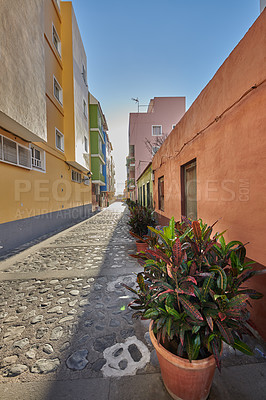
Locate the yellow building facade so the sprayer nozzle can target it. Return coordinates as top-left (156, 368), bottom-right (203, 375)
top-left (0, 0), bottom-right (92, 256)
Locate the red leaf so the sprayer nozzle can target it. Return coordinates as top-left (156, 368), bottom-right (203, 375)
top-left (206, 315), bottom-right (213, 331)
top-left (192, 221), bottom-right (202, 240)
top-left (190, 262), bottom-right (197, 275)
top-left (179, 297), bottom-right (204, 321)
top-left (167, 264), bottom-right (174, 279)
top-left (216, 320), bottom-right (234, 344)
top-left (181, 215), bottom-right (192, 226)
top-left (173, 238), bottom-right (182, 266)
top-left (145, 249), bottom-right (170, 264)
top-left (157, 289), bottom-right (175, 297)
top-left (218, 312), bottom-right (226, 321)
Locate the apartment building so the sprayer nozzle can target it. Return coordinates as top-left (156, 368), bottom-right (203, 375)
top-left (126, 97), bottom-right (185, 201)
top-left (89, 93), bottom-right (107, 209)
top-left (100, 132), bottom-right (115, 207)
top-left (0, 0), bottom-right (92, 257)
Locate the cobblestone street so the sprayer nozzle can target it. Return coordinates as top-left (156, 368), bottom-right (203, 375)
top-left (0, 203), bottom-right (265, 400)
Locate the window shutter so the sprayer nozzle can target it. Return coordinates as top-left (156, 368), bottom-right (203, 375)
top-left (18, 145), bottom-right (31, 168)
top-left (3, 137), bottom-right (17, 164)
top-left (0, 137), bottom-right (2, 160)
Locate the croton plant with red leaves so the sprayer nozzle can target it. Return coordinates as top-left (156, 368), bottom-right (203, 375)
top-left (125, 217), bottom-right (263, 370)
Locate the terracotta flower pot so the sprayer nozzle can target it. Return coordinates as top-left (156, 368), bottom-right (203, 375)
top-left (149, 323), bottom-right (216, 400)
top-left (136, 240), bottom-right (148, 252)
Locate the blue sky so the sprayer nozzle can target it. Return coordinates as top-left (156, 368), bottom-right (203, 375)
top-left (70, 0), bottom-right (260, 193)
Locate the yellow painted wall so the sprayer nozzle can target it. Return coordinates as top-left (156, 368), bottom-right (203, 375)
top-left (0, 0), bottom-right (92, 226)
top-left (61, 2), bottom-right (75, 163)
top-left (0, 128), bottom-right (92, 224)
top-left (137, 165), bottom-right (153, 207)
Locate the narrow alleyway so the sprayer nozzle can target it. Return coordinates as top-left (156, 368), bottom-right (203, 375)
top-left (0, 203), bottom-right (265, 400)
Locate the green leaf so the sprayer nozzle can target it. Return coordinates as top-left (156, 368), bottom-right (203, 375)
top-left (192, 334), bottom-right (201, 359)
top-left (186, 335), bottom-right (193, 362)
top-left (166, 317), bottom-right (172, 336)
top-left (233, 338), bottom-right (253, 355)
top-left (143, 309), bottom-right (159, 319)
top-left (209, 265), bottom-right (227, 291)
top-left (137, 273), bottom-right (145, 291)
top-left (169, 217), bottom-right (175, 240)
top-left (201, 274), bottom-right (214, 299)
top-left (228, 294), bottom-right (249, 309)
top-left (165, 305), bottom-right (181, 320)
top-left (219, 235), bottom-right (226, 252)
top-left (192, 325), bottom-right (201, 334)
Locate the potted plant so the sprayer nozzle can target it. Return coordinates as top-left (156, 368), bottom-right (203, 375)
top-left (127, 203), bottom-right (156, 252)
top-left (124, 217), bottom-right (263, 400)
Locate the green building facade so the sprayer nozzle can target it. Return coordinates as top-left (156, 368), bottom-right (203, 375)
top-left (89, 93), bottom-right (107, 207)
top-left (137, 162), bottom-right (153, 208)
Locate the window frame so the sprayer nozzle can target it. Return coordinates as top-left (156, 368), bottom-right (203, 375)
top-left (83, 99), bottom-right (87, 119)
top-left (55, 128), bottom-right (64, 152)
top-left (52, 23), bottom-right (61, 57)
top-left (71, 169), bottom-right (82, 183)
top-left (158, 176), bottom-right (164, 212)
top-left (84, 136), bottom-right (88, 153)
top-left (82, 64), bottom-right (87, 86)
top-left (147, 181), bottom-right (150, 207)
top-left (181, 159), bottom-right (197, 220)
top-left (54, 0), bottom-right (60, 11)
top-left (152, 125), bottom-right (162, 136)
top-left (31, 144), bottom-right (46, 173)
top-left (0, 134), bottom-right (31, 170)
top-left (53, 75), bottom-right (63, 106)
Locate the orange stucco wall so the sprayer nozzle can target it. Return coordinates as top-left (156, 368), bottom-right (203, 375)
top-left (152, 11), bottom-right (266, 338)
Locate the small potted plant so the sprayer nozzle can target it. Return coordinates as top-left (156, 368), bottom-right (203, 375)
top-left (127, 204), bottom-right (156, 252)
top-left (124, 217), bottom-right (263, 400)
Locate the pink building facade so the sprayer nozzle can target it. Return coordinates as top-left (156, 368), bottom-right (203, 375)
top-left (127, 97), bottom-right (185, 201)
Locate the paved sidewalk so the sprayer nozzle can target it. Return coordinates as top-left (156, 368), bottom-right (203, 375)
top-left (0, 202), bottom-right (265, 400)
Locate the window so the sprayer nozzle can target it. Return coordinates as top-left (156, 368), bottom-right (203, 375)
top-left (143, 184), bottom-right (146, 207)
top-left (158, 176), bottom-right (164, 211)
top-left (98, 136), bottom-right (102, 153)
top-left (147, 181), bottom-right (150, 207)
top-left (152, 125), bottom-right (162, 136)
top-left (55, 129), bottom-right (64, 152)
top-left (82, 64), bottom-right (87, 86)
top-left (84, 136), bottom-right (88, 153)
top-left (54, 0), bottom-right (60, 10)
top-left (100, 164), bottom-right (103, 174)
top-left (53, 76), bottom-right (63, 105)
top-left (0, 135), bottom-right (31, 169)
top-left (97, 111), bottom-right (102, 130)
top-left (181, 159), bottom-right (197, 220)
top-left (71, 170), bottom-right (81, 183)
top-left (152, 146), bottom-right (159, 156)
top-left (52, 25), bottom-right (61, 56)
top-left (31, 145), bottom-right (45, 171)
top-left (139, 186), bottom-right (142, 205)
top-left (83, 99), bottom-right (87, 119)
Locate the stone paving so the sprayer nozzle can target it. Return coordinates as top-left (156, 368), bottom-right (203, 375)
top-left (0, 202), bottom-right (265, 400)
